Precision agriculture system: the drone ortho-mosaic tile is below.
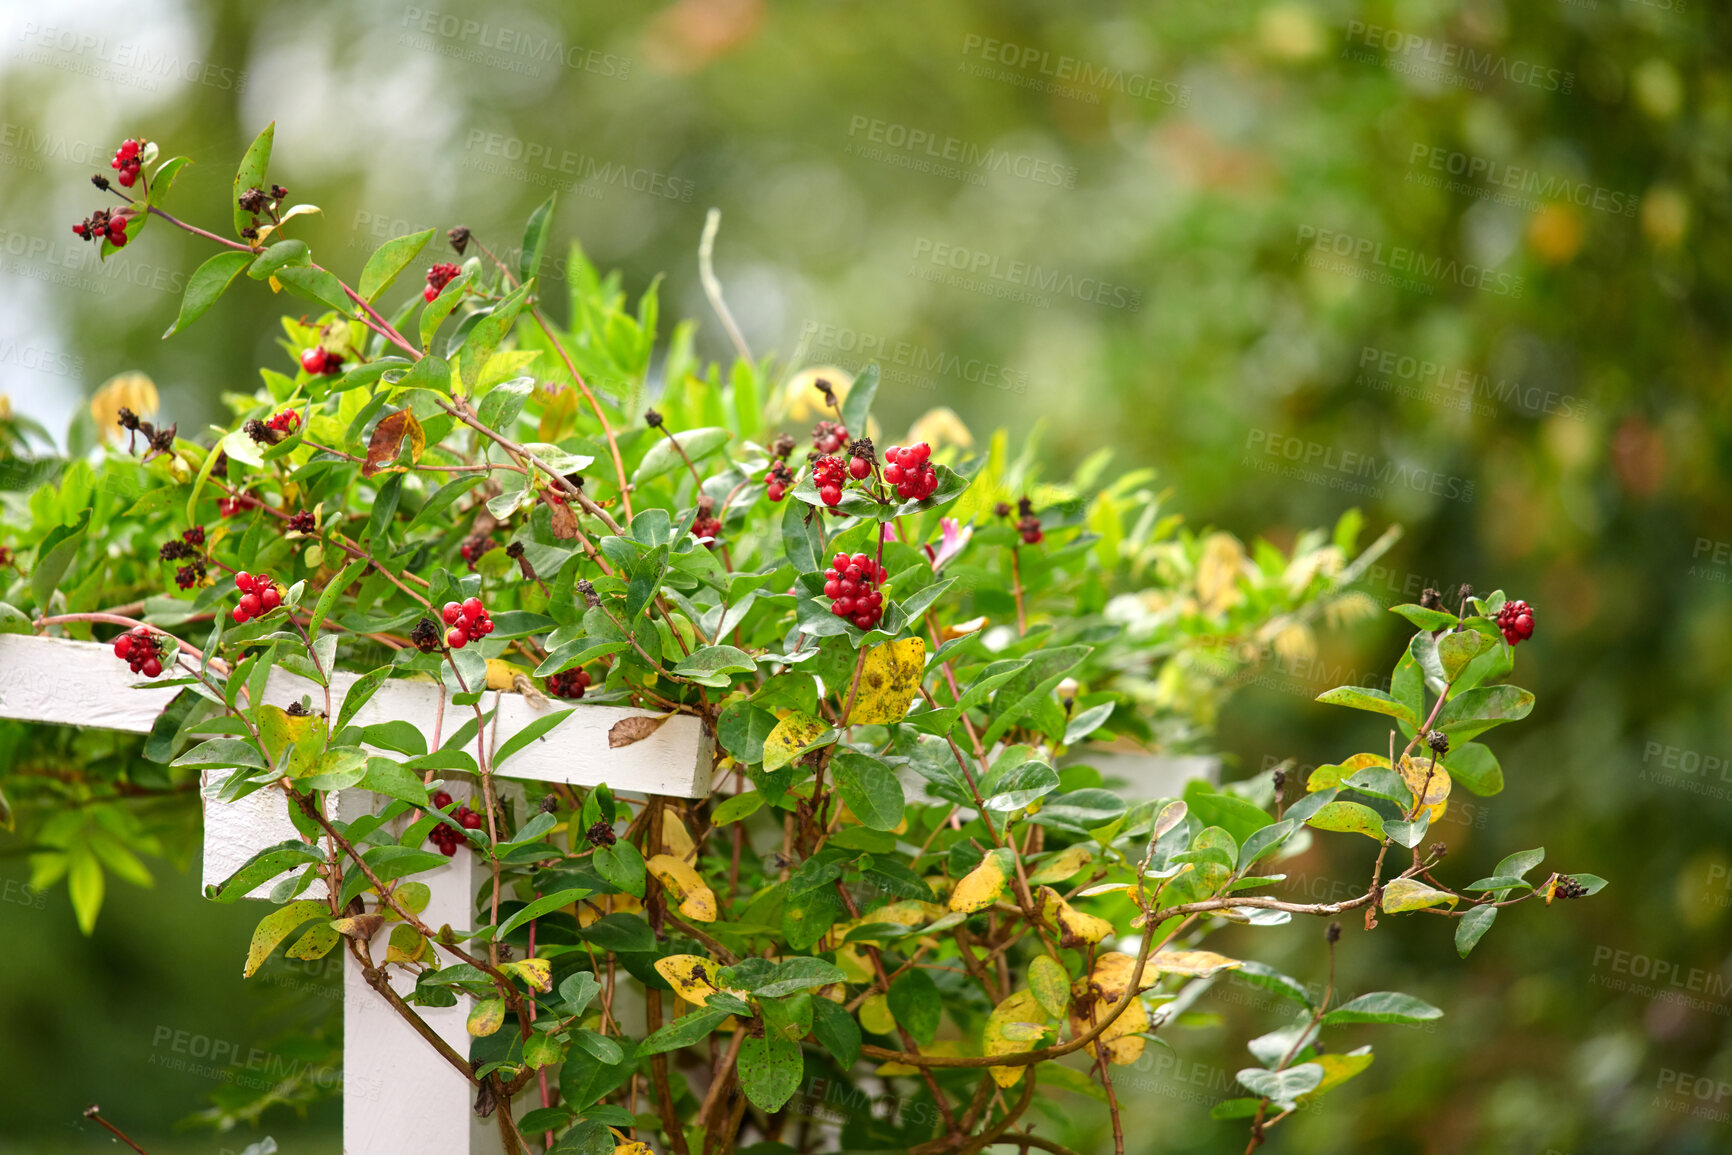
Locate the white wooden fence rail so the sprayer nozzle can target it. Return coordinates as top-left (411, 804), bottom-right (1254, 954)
top-left (0, 633), bottom-right (714, 1154)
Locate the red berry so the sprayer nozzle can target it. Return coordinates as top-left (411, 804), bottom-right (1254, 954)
top-left (832, 553), bottom-right (849, 570)
top-left (235, 572), bottom-right (254, 592)
top-left (442, 602), bottom-right (462, 626)
top-left (432, 791), bottom-right (453, 809)
top-left (851, 553), bottom-right (869, 569)
top-left (835, 597), bottom-right (855, 615)
top-left (853, 612), bottom-right (875, 629)
top-left (883, 463), bottom-right (904, 484)
top-left (460, 810), bottom-right (483, 830)
top-left (141, 657), bottom-right (162, 678)
top-left (447, 627), bottom-right (468, 649)
top-left (462, 597), bottom-right (485, 621)
top-left (239, 593), bottom-right (262, 617)
top-left (909, 442), bottom-right (930, 463)
top-left (300, 348), bottom-right (327, 375)
top-left (232, 607), bottom-right (249, 624)
top-left (885, 445), bottom-right (901, 462)
top-left (263, 586), bottom-right (284, 610)
top-left (767, 483), bottom-right (785, 502)
top-left (474, 618), bottom-right (493, 637)
top-left (1496, 600), bottom-right (1536, 645)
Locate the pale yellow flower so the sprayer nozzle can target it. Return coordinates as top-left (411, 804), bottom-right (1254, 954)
top-left (90, 372), bottom-right (159, 444)
top-left (905, 406), bottom-right (974, 451)
top-left (781, 366), bottom-right (854, 422)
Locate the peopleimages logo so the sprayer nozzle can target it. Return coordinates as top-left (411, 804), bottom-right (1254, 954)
top-left (1406, 144), bottom-right (1639, 217)
top-left (1356, 345), bottom-right (1592, 422)
top-left (1243, 428), bottom-right (1476, 503)
top-left (799, 321), bottom-right (1029, 394)
top-left (959, 34), bottom-right (1190, 107)
top-left (13, 21), bottom-right (248, 93)
top-left (909, 238), bottom-right (1141, 312)
top-left (398, 8), bottom-right (631, 79)
top-left (1295, 225), bottom-right (1525, 299)
top-left (845, 116), bottom-right (1078, 188)
top-left (1341, 21), bottom-right (1574, 94)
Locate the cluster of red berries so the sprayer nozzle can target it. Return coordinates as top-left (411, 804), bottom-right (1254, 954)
top-left (824, 551), bottom-right (887, 630)
top-left (812, 455), bottom-right (849, 507)
top-left (547, 668), bottom-right (593, 699)
top-left (1013, 497), bottom-right (1043, 544)
top-left (72, 209), bottom-right (128, 248)
top-left (112, 626), bottom-right (165, 678)
top-left (882, 443), bottom-right (937, 501)
top-left (1496, 599), bottom-right (1535, 646)
top-left (764, 460), bottom-right (794, 503)
top-left (425, 263), bottom-right (461, 302)
top-left (812, 420), bottom-right (849, 454)
top-left (692, 510), bottom-right (723, 543)
top-left (441, 598), bottom-right (494, 649)
top-left (299, 347), bottom-right (344, 376)
top-left (110, 139), bottom-right (144, 187)
top-left (231, 572), bottom-right (284, 623)
top-left (268, 410), bottom-right (300, 435)
top-left (286, 510), bottom-right (316, 534)
top-left (427, 791), bottom-right (485, 856)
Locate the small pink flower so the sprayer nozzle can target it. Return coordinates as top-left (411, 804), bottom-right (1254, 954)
top-left (930, 517), bottom-right (972, 572)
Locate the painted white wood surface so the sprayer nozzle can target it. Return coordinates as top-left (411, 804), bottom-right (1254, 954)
top-left (0, 633), bottom-right (710, 1154)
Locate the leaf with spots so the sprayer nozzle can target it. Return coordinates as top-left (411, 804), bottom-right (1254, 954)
top-left (243, 900), bottom-right (326, 978)
top-left (760, 712), bottom-right (833, 773)
top-left (983, 989), bottom-right (1049, 1086)
top-left (646, 854), bottom-right (718, 921)
top-left (653, 954), bottom-right (723, 1006)
top-left (949, 847), bottom-right (1013, 913)
top-left (362, 408), bottom-right (426, 477)
top-left (847, 637), bottom-right (926, 724)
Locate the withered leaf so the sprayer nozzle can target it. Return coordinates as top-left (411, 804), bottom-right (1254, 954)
top-left (609, 713), bottom-right (672, 748)
top-left (362, 408), bottom-right (426, 477)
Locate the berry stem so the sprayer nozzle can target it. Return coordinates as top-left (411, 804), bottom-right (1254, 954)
top-left (142, 206), bottom-right (253, 252)
top-left (82, 1106), bottom-right (151, 1155)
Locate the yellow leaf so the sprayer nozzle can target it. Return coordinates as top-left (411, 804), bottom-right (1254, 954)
top-left (836, 943), bottom-right (875, 983)
top-left (1028, 955), bottom-right (1071, 1018)
top-left (1027, 844), bottom-right (1093, 885)
top-left (244, 901), bottom-right (327, 978)
top-left (1380, 877), bottom-right (1459, 913)
top-left (267, 275), bottom-right (283, 293)
top-left (1068, 981), bottom-right (1149, 1065)
top-left (501, 958), bottom-right (553, 993)
top-left (468, 997), bottom-right (506, 1037)
top-left (1398, 754), bottom-right (1452, 817)
top-left (906, 405), bottom-right (973, 450)
top-left (362, 408), bottom-right (427, 478)
top-left (1300, 1047), bottom-right (1375, 1100)
top-left (1306, 753), bottom-right (1390, 791)
top-left (1195, 532), bottom-right (1247, 614)
top-left (949, 849), bottom-right (1011, 913)
top-left (485, 658), bottom-right (529, 690)
top-left (1036, 886), bottom-right (1112, 947)
top-left (614, 1144), bottom-right (656, 1155)
top-left (386, 924), bottom-right (425, 964)
top-left (983, 989), bottom-right (1048, 1086)
top-left (653, 954), bottom-right (722, 1006)
top-left (849, 637), bottom-right (926, 724)
top-left (859, 993), bottom-right (896, 1035)
top-left (1150, 950), bottom-right (1242, 977)
top-left (661, 811), bottom-right (695, 859)
top-left (761, 712), bottom-right (829, 772)
top-left (646, 854), bottom-right (718, 921)
top-left (1305, 800), bottom-right (1386, 840)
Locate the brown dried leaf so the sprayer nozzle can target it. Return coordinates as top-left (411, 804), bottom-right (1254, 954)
top-left (331, 912), bottom-right (385, 941)
top-left (361, 408), bottom-right (426, 477)
top-left (548, 497), bottom-right (580, 539)
top-left (609, 713), bottom-right (672, 748)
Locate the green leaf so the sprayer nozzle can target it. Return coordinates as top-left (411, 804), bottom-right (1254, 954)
top-left (840, 363), bottom-right (879, 434)
top-left (757, 957), bottom-right (848, 998)
top-left (248, 239), bottom-right (309, 280)
top-left (810, 995), bottom-right (861, 1069)
top-left (164, 250), bottom-right (254, 338)
top-left (497, 887), bottom-right (591, 941)
top-left (1234, 960), bottom-right (1315, 1009)
top-left (459, 281), bottom-right (533, 390)
top-left (781, 499), bottom-right (821, 574)
top-left (1494, 847), bottom-right (1545, 880)
top-left (1443, 741), bottom-right (1504, 796)
top-left (831, 750), bottom-right (905, 831)
top-left (712, 791), bottom-right (764, 826)
top-left (1304, 800), bottom-right (1385, 841)
top-left (243, 899), bottom-right (325, 977)
top-left (31, 508), bottom-right (91, 611)
top-left (637, 1007), bottom-right (730, 1056)
top-left (309, 557), bottom-right (369, 640)
top-left (593, 841), bottom-right (646, 898)
top-left (1434, 685), bottom-right (1534, 742)
top-left (1391, 604), bottom-right (1457, 630)
top-left (337, 667), bottom-right (392, 732)
top-left (407, 475), bottom-right (486, 534)
top-left (738, 1033), bottom-right (803, 1112)
top-left (1182, 782), bottom-right (1272, 848)
top-left (673, 645), bottom-right (757, 685)
top-left (634, 427), bottom-right (732, 485)
top-left (571, 1029), bottom-right (623, 1065)
top-left (1313, 685), bottom-right (1420, 728)
top-left (1437, 629), bottom-right (1493, 681)
top-left (172, 737), bottom-right (267, 771)
top-left (275, 264), bottom-right (354, 316)
top-left (357, 757), bottom-right (431, 807)
top-left (888, 967), bottom-right (941, 1046)
top-left (493, 709), bottom-right (575, 769)
top-left (477, 376), bottom-right (535, 430)
top-left (67, 848), bottom-right (103, 935)
top-left (360, 229), bottom-right (436, 302)
top-left (521, 194), bottom-right (556, 283)
top-left (420, 268), bottom-right (474, 350)
top-left (147, 155), bottom-right (191, 208)
top-left (1321, 992), bottom-right (1443, 1026)
top-left (1236, 1064), bottom-right (1324, 1108)
top-left (1569, 873), bottom-right (1610, 896)
top-left (232, 122), bottom-right (274, 237)
top-left (980, 753), bottom-right (1060, 813)
top-left (209, 840), bottom-right (325, 903)
top-left (1454, 905), bottom-right (1497, 957)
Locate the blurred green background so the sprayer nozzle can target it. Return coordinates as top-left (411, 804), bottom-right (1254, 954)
top-left (1, 1), bottom-right (1728, 1152)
